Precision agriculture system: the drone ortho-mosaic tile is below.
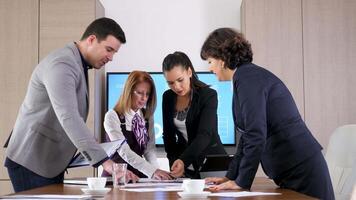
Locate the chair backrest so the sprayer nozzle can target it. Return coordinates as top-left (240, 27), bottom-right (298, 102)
top-left (351, 184), bottom-right (356, 200)
top-left (325, 124), bottom-right (356, 200)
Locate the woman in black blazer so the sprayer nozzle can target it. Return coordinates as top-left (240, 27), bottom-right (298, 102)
top-left (200, 28), bottom-right (334, 199)
top-left (162, 51), bottom-right (226, 178)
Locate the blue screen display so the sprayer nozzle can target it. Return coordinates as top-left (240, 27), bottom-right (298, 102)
top-left (106, 72), bottom-right (235, 145)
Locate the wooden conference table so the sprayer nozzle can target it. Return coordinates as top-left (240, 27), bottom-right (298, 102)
top-left (9, 177), bottom-right (316, 199)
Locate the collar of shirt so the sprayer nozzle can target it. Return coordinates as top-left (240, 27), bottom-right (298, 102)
top-left (124, 109), bottom-right (144, 131)
top-left (74, 42), bottom-right (93, 71)
top-left (74, 42), bottom-right (92, 88)
top-left (127, 109), bottom-right (143, 118)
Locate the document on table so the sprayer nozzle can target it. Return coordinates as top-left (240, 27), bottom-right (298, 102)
top-left (121, 186), bottom-right (183, 192)
top-left (0, 194), bottom-right (92, 199)
top-left (64, 177), bottom-right (113, 185)
top-left (138, 178), bottom-right (187, 183)
top-left (63, 178), bottom-right (87, 185)
top-left (209, 191), bottom-right (281, 197)
top-left (126, 182), bottom-right (182, 188)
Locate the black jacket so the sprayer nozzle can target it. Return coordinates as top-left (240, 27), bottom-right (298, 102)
top-left (162, 86), bottom-right (226, 174)
top-left (227, 63), bottom-right (322, 189)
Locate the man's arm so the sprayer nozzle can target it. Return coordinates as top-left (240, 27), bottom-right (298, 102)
top-left (44, 60), bottom-right (107, 165)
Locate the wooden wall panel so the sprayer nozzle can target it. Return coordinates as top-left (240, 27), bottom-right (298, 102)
top-left (39, 0), bottom-right (104, 178)
top-left (0, 0), bottom-right (39, 195)
top-left (241, 0), bottom-right (303, 177)
top-left (39, 0), bottom-right (98, 59)
top-left (0, 0), bottom-right (39, 182)
top-left (0, 180), bottom-right (13, 196)
top-left (241, 0), bottom-right (304, 118)
top-left (303, 0), bottom-right (356, 148)
top-left (0, 0), bottom-right (104, 188)
top-left (95, 0), bottom-right (106, 144)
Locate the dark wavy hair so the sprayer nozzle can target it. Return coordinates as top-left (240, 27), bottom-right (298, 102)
top-left (81, 17), bottom-right (126, 43)
top-left (162, 51), bottom-right (207, 89)
top-left (200, 28), bottom-right (253, 70)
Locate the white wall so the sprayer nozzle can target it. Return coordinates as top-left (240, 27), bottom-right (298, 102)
top-left (98, 0), bottom-right (242, 156)
top-left (100, 0), bottom-right (242, 72)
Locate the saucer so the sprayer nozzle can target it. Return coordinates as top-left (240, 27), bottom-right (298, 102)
top-left (81, 187), bottom-right (111, 196)
top-left (177, 191), bottom-right (211, 198)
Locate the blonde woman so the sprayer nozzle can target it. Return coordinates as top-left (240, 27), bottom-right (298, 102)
top-left (103, 71), bottom-right (171, 180)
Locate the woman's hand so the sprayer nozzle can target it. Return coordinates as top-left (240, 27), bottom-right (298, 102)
top-left (208, 180), bottom-right (242, 191)
top-left (205, 176), bottom-right (229, 185)
top-left (126, 170), bottom-right (139, 183)
top-left (152, 169), bottom-right (172, 180)
top-left (170, 159), bottom-right (184, 178)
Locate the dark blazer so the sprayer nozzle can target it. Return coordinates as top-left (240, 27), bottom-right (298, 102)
top-left (227, 63), bottom-right (322, 188)
top-left (162, 86), bottom-right (226, 174)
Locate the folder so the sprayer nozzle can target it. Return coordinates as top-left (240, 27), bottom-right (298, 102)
top-left (68, 139), bottom-right (126, 168)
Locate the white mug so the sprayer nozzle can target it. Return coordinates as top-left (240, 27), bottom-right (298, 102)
top-left (87, 177), bottom-right (107, 190)
top-left (182, 179), bottom-right (205, 193)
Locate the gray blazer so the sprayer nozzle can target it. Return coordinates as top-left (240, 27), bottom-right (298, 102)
top-left (6, 43), bottom-right (107, 178)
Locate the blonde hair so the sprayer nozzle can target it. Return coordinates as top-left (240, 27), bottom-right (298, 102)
top-left (113, 71), bottom-right (157, 119)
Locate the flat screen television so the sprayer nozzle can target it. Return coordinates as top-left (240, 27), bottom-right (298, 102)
top-left (106, 72), bottom-right (235, 146)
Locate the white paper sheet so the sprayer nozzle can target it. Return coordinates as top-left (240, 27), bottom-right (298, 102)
top-left (122, 186), bottom-right (183, 192)
top-left (138, 178), bottom-right (187, 183)
top-left (64, 177), bottom-right (113, 185)
top-left (63, 179), bottom-right (87, 185)
top-left (0, 194), bottom-right (92, 199)
top-left (124, 182), bottom-right (182, 188)
top-left (209, 191), bottom-right (281, 197)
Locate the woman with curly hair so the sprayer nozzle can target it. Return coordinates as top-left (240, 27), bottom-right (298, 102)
top-left (200, 28), bottom-right (334, 200)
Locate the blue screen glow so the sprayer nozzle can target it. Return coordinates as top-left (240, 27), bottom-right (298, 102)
top-left (106, 72), bottom-right (235, 145)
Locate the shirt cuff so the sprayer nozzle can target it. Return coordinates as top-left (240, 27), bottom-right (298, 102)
top-left (225, 170), bottom-right (237, 180)
top-left (93, 156), bottom-right (109, 168)
top-left (144, 164), bottom-right (158, 178)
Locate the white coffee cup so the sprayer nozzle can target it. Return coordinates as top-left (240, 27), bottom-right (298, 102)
top-left (182, 179), bottom-right (205, 193)
top-left (87, 177), bottom-right (107, 190)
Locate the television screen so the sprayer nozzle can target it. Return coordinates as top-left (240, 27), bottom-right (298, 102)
top-left (106, 72), bottom-right (235, 145)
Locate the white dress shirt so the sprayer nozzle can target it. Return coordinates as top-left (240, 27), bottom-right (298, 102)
top-left (173, 117), bottom-right (188, 142)
top-left (104, 109), bottom-right (159, 178)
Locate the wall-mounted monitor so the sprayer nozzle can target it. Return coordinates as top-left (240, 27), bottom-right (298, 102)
top-left (106, 72), bottom-right (235, 146)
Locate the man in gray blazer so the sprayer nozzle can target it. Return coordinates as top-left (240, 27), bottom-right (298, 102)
top-left (4, 17), bottom-right (138, 192)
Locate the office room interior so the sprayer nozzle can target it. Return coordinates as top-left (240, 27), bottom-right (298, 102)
top-left (0, 0), bottom-right (355, 197)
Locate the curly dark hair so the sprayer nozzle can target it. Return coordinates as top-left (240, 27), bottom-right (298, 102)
top-left (200, 28), bottom-right (253, 70)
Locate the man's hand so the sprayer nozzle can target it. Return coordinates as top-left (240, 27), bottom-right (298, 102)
top-left (102, 159), bottom-right (115, 174)
top-left (170, 159), bottom-right (184, 178)
top-left (126, 170), bottom-right (139, 183)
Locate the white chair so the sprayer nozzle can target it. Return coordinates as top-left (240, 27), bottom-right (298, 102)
top-left (325, 124), bottom-right (356, 200)
top-left (351, 176), bottom-right (356, 200)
